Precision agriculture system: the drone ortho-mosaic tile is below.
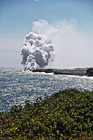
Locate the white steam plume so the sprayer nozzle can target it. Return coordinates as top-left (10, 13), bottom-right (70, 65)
top-left (32, 19), bottom-right (93, 68)
top-left (21, 32), bottom-right (55, 70)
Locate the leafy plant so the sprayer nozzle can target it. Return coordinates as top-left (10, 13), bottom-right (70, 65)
top-left (0, 89), bottom-right (93, 139)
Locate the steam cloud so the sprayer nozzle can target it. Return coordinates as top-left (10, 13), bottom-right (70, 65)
top-left (32, 19), bottom-right (93, 68)
top-left (21, 32), bottom-right (55, 70)
top-left (21, 19), bottom-right (93, 70)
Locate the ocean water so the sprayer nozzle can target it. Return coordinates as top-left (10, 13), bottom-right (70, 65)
top-left (0, 67), bottom-right (93, 112)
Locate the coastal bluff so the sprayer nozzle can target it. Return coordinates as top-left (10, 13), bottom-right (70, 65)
top-left (32, 68), bottom-right (93, 76)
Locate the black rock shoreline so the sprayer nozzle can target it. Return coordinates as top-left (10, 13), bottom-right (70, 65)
top-left (32, 68), bottom-right (93, 76)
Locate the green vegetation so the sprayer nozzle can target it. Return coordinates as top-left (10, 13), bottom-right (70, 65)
top-left (0, 89), bottom-right (93, 140)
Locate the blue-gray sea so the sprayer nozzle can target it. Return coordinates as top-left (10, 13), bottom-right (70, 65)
top-left (0, 67), bottom-right (93, 112)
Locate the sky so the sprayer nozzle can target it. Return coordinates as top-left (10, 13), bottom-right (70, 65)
top-left (0, 0), bottom-right (93, 68)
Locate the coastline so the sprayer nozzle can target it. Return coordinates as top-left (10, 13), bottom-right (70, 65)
top-left (32, 68), bottom-right (93, 76)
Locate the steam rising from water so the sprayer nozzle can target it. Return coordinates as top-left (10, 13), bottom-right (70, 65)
top-left (32, 19), bottom-right (93, 68)
top-left (21, 32), bottom-right (55, 70)
top-left (21, 19), bottom-right (93, 69)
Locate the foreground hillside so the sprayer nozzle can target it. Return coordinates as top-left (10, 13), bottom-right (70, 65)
top-left (0, 89), bottom-right (93, 140)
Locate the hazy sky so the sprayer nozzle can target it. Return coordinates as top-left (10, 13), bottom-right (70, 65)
top-left (0, 0), bottom-right (93, 67)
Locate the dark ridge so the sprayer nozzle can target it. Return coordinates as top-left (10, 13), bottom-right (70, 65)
top-left (32, 68), bottom-right (93, 76)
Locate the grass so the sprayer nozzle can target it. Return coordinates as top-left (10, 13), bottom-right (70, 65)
top-left (0, 89), bottom-right (93, 140)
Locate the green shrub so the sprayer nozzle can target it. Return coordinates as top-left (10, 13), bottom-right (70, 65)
top-left (0, 89), bottom-right (93, 139)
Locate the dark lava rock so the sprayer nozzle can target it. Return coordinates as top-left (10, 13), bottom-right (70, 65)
top-left (86, 68), bottom-right (93, 76)
top-left (32, 68), bottom-right (88, 76)
top-left (32, 68), bottom-right (93, 76)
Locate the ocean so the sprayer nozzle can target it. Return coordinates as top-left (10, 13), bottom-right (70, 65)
top-left (0, 67), bottom-right (93, 112)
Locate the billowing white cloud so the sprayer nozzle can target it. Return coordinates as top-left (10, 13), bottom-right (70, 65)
top-left (32, 19), bottom-right (93, 68)
top-left (21, 32), bottom-right (55, 70)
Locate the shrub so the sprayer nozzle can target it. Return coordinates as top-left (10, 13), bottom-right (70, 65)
top-left (0, 89), bottom-right (93, 139)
